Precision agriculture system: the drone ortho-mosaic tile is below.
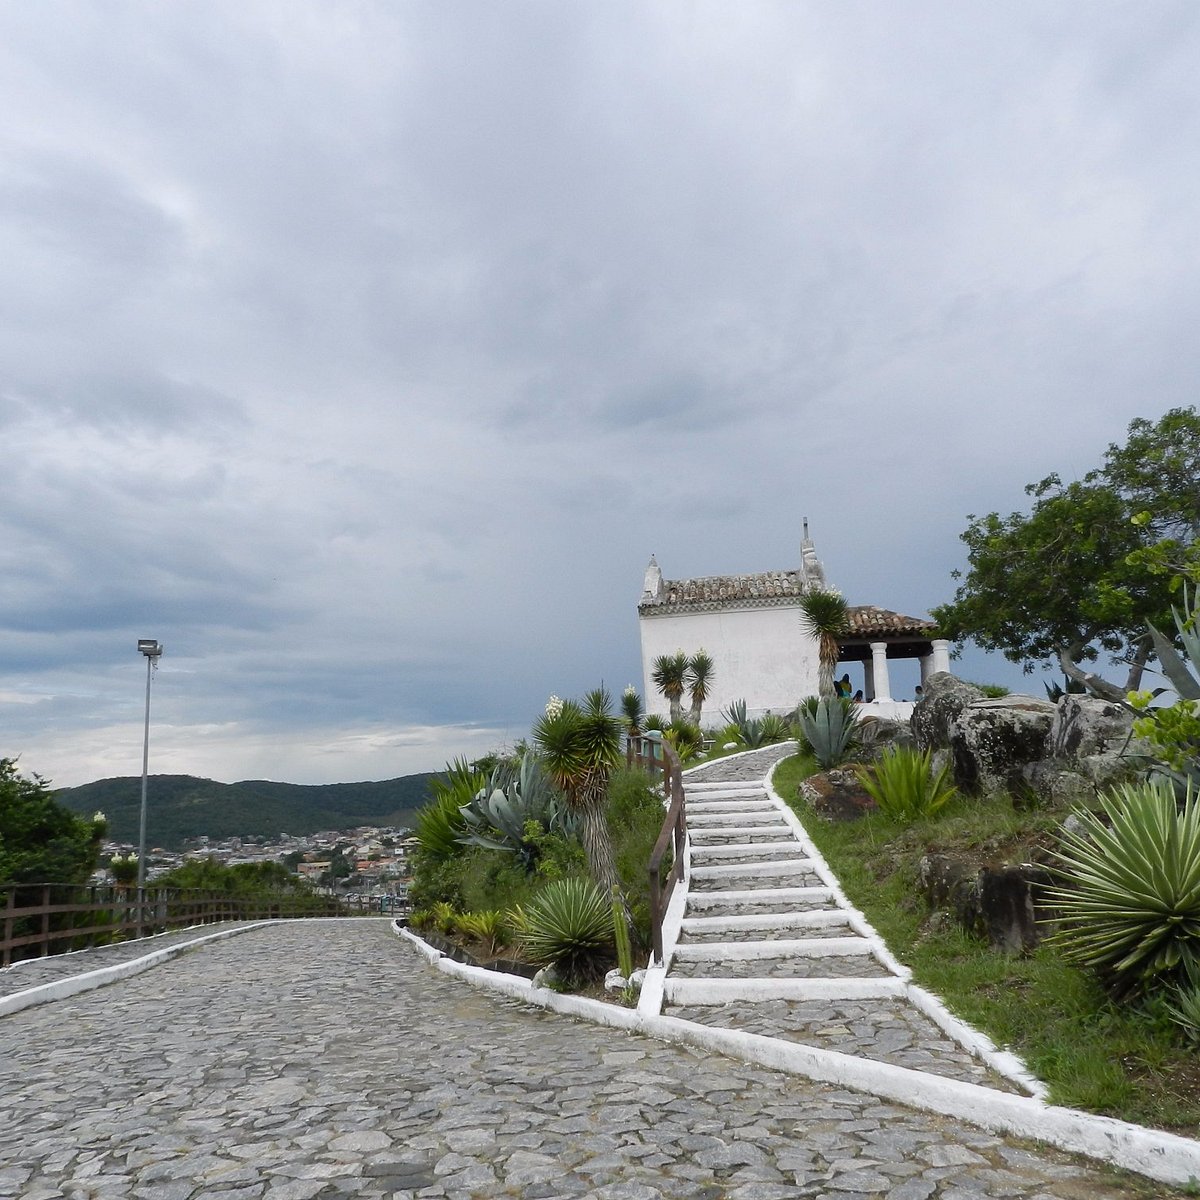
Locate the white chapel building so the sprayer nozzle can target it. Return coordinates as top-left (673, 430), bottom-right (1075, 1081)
top-left (637, 524), bottom-right (951, 722)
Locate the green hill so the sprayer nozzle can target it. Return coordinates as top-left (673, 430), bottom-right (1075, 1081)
top-left (55, 772), bottom-right (436, 849)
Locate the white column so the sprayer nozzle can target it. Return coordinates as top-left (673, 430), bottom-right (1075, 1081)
top-left (862, 658), bottom-right (876, 701)
top-left (870, 642), bottom-right (892, 702)
top-left (919, 654), bottom-right (932, 684)
top-left (930, 639), bottom-right (951, 675)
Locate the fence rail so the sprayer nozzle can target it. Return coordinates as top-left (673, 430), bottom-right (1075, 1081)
top-left (0, 884), bottom-right (401, 967)
top-left (627, 733), bottom-right (687, 965)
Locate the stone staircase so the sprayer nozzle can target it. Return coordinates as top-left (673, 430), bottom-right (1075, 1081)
top-left (660, 756), bottom-right (1038, 1094)
top-left (665, 779), bottom-right (902, 1006)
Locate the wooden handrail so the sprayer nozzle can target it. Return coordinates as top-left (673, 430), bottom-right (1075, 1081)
top-left (0, 884), bottom-right (399, 966)
top-left (627, 733), bottom-right (688, 965)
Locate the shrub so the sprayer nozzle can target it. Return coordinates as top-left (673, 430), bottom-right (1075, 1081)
top-left (856, 747), bottom-right (957, 822)
top-left (455, 910), bottom-right (509, 956)
top-left (664, 719), bottom-right (703, 761)
top-left (1047, 780), bottom-right (1200, 998)
top-left (521, 877), bottom-right (613, 983)
top-left (797, 697), bottom-right (858, 768)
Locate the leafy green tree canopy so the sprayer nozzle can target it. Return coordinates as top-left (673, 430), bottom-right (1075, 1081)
top-left (0, 758), bottom-right (107, 885)
top-left (932, 409), bottom-right (1200, 700)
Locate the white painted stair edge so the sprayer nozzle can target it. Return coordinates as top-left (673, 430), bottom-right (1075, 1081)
top-left (761, 758), bottom-right (1046, 1100)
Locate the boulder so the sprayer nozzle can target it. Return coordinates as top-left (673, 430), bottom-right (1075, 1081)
top-left (911, 673), bottom-right (984, 753)
top-left (855, 716), bottom-right (916, 762)
top-left (1048, 694), bottom-right (1136, 760)
top-left (799, 768), bottom-right (877, 821)
top-left (949, 695), bottom-right (1057, 796)
top-left (916, 853), bottom-right (1054, 954)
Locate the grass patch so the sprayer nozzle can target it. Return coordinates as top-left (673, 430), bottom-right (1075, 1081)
top-left (770, 753), bottom-right (1200, 1132)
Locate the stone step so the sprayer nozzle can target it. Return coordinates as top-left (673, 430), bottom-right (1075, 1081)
top-left (688, 810), bottom-right (783, 826)
top-left (680, 910), bottom-right (852, 936)
top-left (686, 782), bottom-right (767, 794)
top-left (684, 886), bottom-right (835, 915)
top-left (687, 800), bottom-right (776, 815)
top-left (687, 827), bottom-right (793, 845)
top-left (689, 861), bottom-right (820, 891)
top-left (678, 920), bottom-right (854, 944)
top-left (664, 976), bottom-right (907, 1005)
top-left (689, 841), bottom-right (807, 863)
top-left (672, 935), bottom-right (871, 962)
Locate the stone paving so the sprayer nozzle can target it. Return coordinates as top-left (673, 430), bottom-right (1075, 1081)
top-left (666, 1000), bottom-right (1023, 1094)
top-left (0, 922), bottom-right (263, 1000)
top-left (0, 919), bottom-right (1185, 1199)
top-left (668, 749), bottom-right (1023, 1093)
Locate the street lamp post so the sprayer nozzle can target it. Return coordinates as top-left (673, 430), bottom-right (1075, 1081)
top-left (136, 639), bottom-right (163, 931)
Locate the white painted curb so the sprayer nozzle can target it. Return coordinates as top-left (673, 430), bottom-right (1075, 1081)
top-left (0, 917), bottom-right (381, 1019)
top-left (393, 919), bottom-right (1200, 1187)
top-left (762, 758), bottom-right (1046, 1098)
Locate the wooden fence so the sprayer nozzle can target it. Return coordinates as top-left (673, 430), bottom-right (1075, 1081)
top-left (626, 733), bottom-right (687, 965)
top-left (0, 883), bottom-right (399, 967)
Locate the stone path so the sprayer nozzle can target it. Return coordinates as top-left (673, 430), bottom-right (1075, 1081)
top-left (662, 746), bottom-right (1023, 1094)
top-left (0, 922), bottom-right (263, 1000)
top-left (0, 919), bottom-right (1182, 1199)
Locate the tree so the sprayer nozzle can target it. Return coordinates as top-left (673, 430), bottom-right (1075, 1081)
top-left (0, 759), bottom-right (107, 885)
top-left (685, 652), bottom-right (714, 727)
top-left (532, 688), bottom-right (624, 892)
top-left (651, 652), bottom-right (688, 724)
top-left (933, 408), bottom-right (1200, 700)
top-left (799, 589), bottom-right (849, 700)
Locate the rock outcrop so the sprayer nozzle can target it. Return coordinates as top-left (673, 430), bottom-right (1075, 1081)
top-left (911, 673), bottom-right (983, 754)
top-left (950, 696), bottom-right (1058, 797)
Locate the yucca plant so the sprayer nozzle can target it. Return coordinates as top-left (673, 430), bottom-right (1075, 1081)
top-left (759, 713), bottom-right (794, 745)
top-left (521, 877), bottom-right (613, 983)
top-left (856, 747), bottom-right (957, 822)
top-left (797, 696), bottom-right (858, 768)
top-left (620, 685), bottom-right (644, 733)
top-left (799, 588), bottom-right (849, 700)
top-left (651, 652), bottom-right (689, 724)
top-left (1167, 960), bottom-right (1200, 1045)
top-left (1046, 780), bottom-right (1200, 998)
top-left (685, 651), bottom-right (714, 727)
top-left (533, 688), bottom-right (624, 891)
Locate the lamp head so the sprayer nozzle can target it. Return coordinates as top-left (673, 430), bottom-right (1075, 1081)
top-left (137, 639), bottom-right (163, 658)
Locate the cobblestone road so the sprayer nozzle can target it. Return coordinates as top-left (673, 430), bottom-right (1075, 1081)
top-left (0, 920), bottom-right (1185, 1199)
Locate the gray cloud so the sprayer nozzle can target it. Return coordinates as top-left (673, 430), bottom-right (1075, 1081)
top-left (1, 1), bottom-right (1197, 785)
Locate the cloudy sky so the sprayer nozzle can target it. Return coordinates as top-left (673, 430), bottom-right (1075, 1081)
top-left (3, 2), bottom-right (1198, 787)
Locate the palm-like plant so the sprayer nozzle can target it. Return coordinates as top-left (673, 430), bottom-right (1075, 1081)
top-left (799, 588), bottom-right (849, 701)
top-left (532, 687), bottom-right (625, 891)
top-left (1047, 780), bottom-right (1200, 998)
top-left (620, 685), bottom-right (644, 734)
top-left (651, 652), bottom-right (689, 724)
top-left (686, 651), bottom-right (714, 727)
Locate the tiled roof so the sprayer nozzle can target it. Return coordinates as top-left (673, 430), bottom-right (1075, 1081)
top-left (641, 571), bottom-right (805, 610)
top-left (639, 572), bottom-right (936, 638)
top-left (845, 606), bottom-right (937, 639)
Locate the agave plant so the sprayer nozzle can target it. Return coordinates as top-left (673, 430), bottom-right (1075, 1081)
top-left (1046, 780), bottom-right (1200, 998)
top-left (457, 754), bottom-right (570, 868)
top-left (651, 652), bottom-right (689, 724)
top-left (798, 696), bottom-right (859, 768)
top-left (521, 877), bottom-right (613, 983)
top-left (799, 588), bottom-right (849, 700)
top-left (856, 747), bottom-right (957, 822)
top-left (1137, 589), bottom-right (1200, 792)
